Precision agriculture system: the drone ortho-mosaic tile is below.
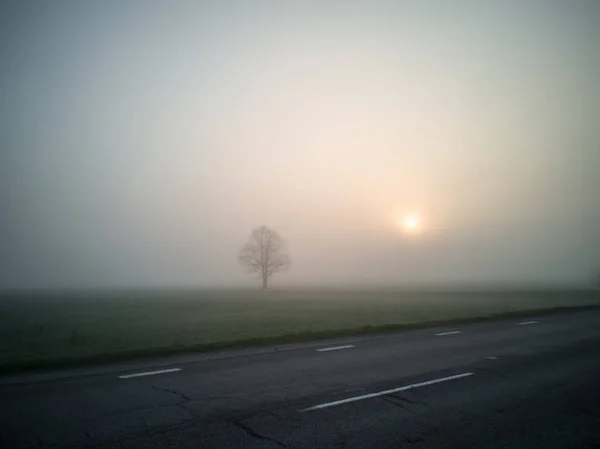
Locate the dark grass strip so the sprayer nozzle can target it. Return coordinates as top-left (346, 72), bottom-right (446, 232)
top-left (1, 304), bottom-right (599, 375)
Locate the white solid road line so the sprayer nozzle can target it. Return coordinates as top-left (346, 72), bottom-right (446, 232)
top-left (317, 345), bottom-right (355, 352)
top-left (435, 331), bottom-right (462, 336)
top-left (118, 368), bottom-right (182, 379)
top-left (518, 320), bottom-right (538, 325)
top-left (302, 372), bottom-right (474, 411)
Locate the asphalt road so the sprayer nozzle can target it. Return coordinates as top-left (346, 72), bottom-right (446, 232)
top-left (1, 310), bottom-right (600, 448)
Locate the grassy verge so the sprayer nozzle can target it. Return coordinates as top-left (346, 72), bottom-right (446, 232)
top-left (1, 301), bottom-right (599, 375)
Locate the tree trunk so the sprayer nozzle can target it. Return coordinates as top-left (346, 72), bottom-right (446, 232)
top-left (262, 274), bottom-right (268, 289)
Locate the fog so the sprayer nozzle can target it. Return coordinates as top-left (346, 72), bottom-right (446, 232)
top-left (1, 1), bottom-right (599, 289)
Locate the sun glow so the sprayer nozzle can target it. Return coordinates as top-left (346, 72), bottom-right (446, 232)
top-left (399, 213), bottom-right (422, 234)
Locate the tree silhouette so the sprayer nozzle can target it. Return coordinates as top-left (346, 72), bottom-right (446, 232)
top-left (238, 226), bottom-right (290, 289)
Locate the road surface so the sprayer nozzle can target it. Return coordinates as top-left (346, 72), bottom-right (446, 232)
top-left (1, 309), bottom-right (600, 448)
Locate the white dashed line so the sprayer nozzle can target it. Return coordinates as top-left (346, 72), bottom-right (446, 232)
top-left (317, 345), bottom-right (355, 352)
top-left (302, 372), bottom-right (474, 411)
top-left (518, 320), bottom-right (538, 325)
top-left (435, 331), bottom-right (462, 336)
top-left (118, 368), bottom-right (181, 379)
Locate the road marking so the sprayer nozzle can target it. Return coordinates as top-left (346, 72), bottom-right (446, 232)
top-left (118, 368), bottom-right (181, 379)
top-left (518, 320), bottom-right (538, 325)
top-left (302, 372), bottom-right (474, 411)
top-left (435, 331), bottom-right (462, 336)
top-left (486, 356), bottom-right (498, 360)
top-left (317, 345), bottom-right (355, 352)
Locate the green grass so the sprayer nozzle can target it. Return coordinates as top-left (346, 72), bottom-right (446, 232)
top-left (1, 288), bottom-right (599, 373)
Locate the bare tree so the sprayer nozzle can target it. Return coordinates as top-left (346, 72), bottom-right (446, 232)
top-left (238, 226), bottom-right (291, 289)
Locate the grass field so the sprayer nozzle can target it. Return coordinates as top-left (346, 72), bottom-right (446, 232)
top-left (1, 288), bottom-right (599, 372)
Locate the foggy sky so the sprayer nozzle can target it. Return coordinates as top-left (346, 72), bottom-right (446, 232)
top-left (2, 1), bottom-right (599, 289)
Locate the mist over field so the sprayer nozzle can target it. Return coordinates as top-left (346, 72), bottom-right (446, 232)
top-left (3, 8), bottom-right (600, 449)
top-left (1, 1), bottom-right (599, 290)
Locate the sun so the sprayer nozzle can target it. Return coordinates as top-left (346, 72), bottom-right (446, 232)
top-left (400, 213), bottom-right (422, 233)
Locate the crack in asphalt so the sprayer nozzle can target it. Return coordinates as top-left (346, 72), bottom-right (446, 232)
top-left (104, 392), bottom-right (238, 417)
top-left (389, 394), bottom-right (433, 409)
top-left (150, 384), bottom-right (191, 403)
top-left (380, 395), bottom-right (411, 411)
top-left (230, 419), bottom-right (290, 448)
top-left (104, 404), bottom-right (166, 416)
top-left (403, 434), bottom-right (424, 444)
top-left (198, 394), bottom-right (236, 401)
